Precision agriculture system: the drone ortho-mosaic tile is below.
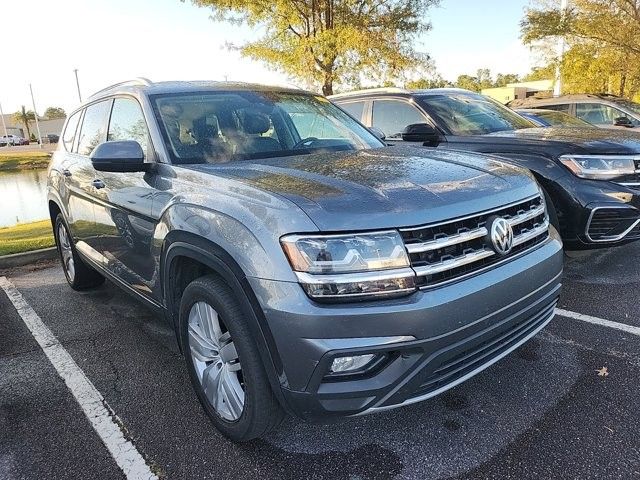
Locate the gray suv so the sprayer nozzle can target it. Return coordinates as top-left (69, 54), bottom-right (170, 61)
top-left (47, 79), bottom-right (563, 441)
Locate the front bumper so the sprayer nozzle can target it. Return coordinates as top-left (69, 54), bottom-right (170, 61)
top-left (547, 175), bottom-right (640, 249)
top-left (248, 231), bottom-right (563, 420)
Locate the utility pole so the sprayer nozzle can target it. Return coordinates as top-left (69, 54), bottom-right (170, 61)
top-left (0, 101), bottom-right (8, 146)
top-left (29, 83), bottom-right (43, 149)
top-left (73, 68), bottom-right (82, 102)
top-left (553, 0), bottom-right (569, 96)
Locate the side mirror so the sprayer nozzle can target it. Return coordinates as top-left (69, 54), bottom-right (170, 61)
top-left (369, 127), bottom-right (386, 142)
top-left (401, 123), bottom-right (441, 145)
top-left (90, 141), bottom-right (147, 172)
top-left (614, 116), bottom-right (634, 128)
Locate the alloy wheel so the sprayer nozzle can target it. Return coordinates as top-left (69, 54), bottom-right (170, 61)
top-left (188, 301), bottom-right (245, 421)
top-left (58, 223), bottom-right (75, 282)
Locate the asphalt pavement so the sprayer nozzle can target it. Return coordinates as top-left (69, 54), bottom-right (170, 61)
top-left (1, 242), bottom-right (639, 480)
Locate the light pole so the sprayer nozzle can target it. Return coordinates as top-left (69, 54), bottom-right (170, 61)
top-left (73, 68), bottom-right (82, 102)
top-left (553, 0), bottom-right (569, 96)
top-left (29, 83), bottom-right (43, 149)
top-left (0, 101), bottom-right (8, 146)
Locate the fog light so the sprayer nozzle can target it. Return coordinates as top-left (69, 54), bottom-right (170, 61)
top-left (330, 354), bottom-right (377, 373)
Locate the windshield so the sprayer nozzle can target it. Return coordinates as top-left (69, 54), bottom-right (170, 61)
top-left (151, 91), bottom-right (382, 165)
top-left (614, 99), bottom-right (640, 116)
top-left (417, 93), bottom-right (535, 135)
top-left (534, 110), bottom-right (592, 127)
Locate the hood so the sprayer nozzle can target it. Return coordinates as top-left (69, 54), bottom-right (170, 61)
top-left (182, 146), bottom-right (539, 231)
top-left (483, 127), bottom-right (640, 154)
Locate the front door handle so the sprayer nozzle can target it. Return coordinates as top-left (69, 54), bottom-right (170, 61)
top-left (92, 179), bottom-right (106, 189)
top-left (62, 169), bottom-right (72, 177)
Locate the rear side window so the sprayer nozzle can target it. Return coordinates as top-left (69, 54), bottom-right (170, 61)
top-left (108, 98), bottom-right (150, 156)
top-left (372, 100), bottom-right (426, 139)
top-left (77, 100), bottom-right (112, 156)
top-left (339, 101), bottom-right (366, 121)
top-left (62, 111), bottom-right (81, 152)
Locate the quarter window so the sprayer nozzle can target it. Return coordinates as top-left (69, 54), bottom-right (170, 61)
top-left (539, 104), bottom-right (570, 113)
top-left (62, 111), bottom-right (81, 152)
top-left (372, 100), bottom-right (426, 139)
top-left (108, 98), bottom-right (150, 156)
top-left (77, 100), bottom-right (112, 156)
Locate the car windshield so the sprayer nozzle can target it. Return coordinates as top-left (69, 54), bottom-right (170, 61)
top-left (151, 91), bottom-right (382, 165)
top-left (614, 99), bottom-right (640, 116)
top-left (417, 93), bottom-right (535, 135)
top-left (531, 110), bottom-right (592, 127)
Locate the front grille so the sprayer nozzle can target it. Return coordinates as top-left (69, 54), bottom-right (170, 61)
top-left (412, 298), bottom-right (557, 398)
top-left (400, 195), bottom-right (549, 288)
top-left (586, 207), bottom-right (640, 242)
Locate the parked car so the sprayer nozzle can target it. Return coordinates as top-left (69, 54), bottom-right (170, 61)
top-left (0, 134), bottom-right (28, 146)
top-left (331, 88), bottom-right (640, 249)
top-left (515, 108), bottom-right (593, 128)
top-left (509, 93), bottom-right (640, 129)
top-left (48, 79), bottom-right (562, 441)
top-left (42, 133), bottom-right (60, 144)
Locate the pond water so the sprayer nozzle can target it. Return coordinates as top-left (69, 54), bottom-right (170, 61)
top-left (0, 170), bottom-right (49, 227)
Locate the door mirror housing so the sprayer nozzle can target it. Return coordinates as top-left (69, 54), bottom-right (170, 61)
top-left (369, 127), bottom-right (386, 142)
top-left (613, 116), bottom-right (634, 127)
top-left (401, 123), bottom-right (441, 145)
top-left (90, 141), bottom-right (147, 172)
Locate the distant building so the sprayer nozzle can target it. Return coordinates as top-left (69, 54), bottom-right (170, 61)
top-left (1, 114), bottom-right (66, 140)
top-left (482, 80), bottom-right (554, 104)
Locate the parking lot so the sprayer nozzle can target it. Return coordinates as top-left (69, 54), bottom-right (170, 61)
top-left (1, 242), bottom-right (640, 480)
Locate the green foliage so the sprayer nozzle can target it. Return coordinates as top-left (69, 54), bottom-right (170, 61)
top-left (451, 70), bottom-right (521, 92)
top-left (191, 0), bottom-right (440, 95)
top-left (405, 75), bottom-right (452, 90)
top-left (521, 0), bottom-right (640, 98)
top-left (12, 106), bottom-right (35, 139)
top-left (0, 150), bottom-right (51, 171)
top-left (44, 107), bottom-right (66, 119)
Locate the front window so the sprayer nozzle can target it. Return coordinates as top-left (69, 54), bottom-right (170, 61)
top-left (151, 91), bottom-right (382, 165)
top-left (418, 94), bottom-right (535, 136)
top-left (372, 100), bottom-right (427, 139)
top-left (576, 103), bottom-right (640, 126)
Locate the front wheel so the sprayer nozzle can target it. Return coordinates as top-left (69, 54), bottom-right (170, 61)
top-left (54, 214), bottom-right (104, 290)
top-left (180, 275), bottom-right (284, 441)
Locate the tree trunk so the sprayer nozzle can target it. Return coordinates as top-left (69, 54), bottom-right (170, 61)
top-left (619, 73), bottom-right (627, 97)
top-left (322, 80), bottom-right (333, 96)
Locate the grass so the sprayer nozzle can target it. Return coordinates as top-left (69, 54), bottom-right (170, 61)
top-left (0, 150), bottom-right (51, 172)
top-left (0, 220), bottom-right (55, 256)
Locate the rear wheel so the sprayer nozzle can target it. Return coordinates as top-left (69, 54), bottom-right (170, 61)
top-left (54, 214), bottom-right (104, 290)
top-left (180, 275), bottom-right (284, 441)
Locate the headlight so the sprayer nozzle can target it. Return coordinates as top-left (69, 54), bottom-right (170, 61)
top-left (281, 230), bottom-right (416, 300)
top-left (560, 155), bottom-right (637, 180)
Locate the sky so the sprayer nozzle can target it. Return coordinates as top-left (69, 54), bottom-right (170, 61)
top-left (0, 0), bottom-right (536, 116)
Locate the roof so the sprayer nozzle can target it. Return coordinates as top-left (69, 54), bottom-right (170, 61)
top-left (87, 78), bottom-right (312, 101)
top-left (328, 87), bottom-right (479, 100)
top-left (508, 93), bottom-right (628, 107)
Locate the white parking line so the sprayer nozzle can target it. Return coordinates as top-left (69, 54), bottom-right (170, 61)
top-left (0, 276), bottom-right (158, 480)
top-left (556, 308), bottom-right (640, 337)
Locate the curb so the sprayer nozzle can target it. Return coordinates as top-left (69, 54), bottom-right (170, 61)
top-left (0, 247), bottom-right (58, 270)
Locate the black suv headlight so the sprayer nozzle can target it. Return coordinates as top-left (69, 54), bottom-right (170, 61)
top-left (560, 154), bottom-right (638, 180)
top-left (280, 230), bottom-right (416, 300)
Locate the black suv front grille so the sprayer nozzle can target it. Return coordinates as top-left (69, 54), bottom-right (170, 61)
top-left (400, 195), bottom-right (549, 288)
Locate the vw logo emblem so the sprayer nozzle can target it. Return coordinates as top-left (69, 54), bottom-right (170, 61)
top-left (488, 217), bottom-right (514, 255)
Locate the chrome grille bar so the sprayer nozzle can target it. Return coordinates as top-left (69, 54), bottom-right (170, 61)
top-left (413, 249), bottom-right (495, 277)
top-left (506, 204), bottom-right (545, 227)
top-left (512, 220), bottom-right (549, 247)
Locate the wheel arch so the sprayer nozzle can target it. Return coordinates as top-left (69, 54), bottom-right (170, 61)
top-left (161, 231), bottom-right (290, 408)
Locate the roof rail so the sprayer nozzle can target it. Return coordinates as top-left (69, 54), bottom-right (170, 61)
top-left (88, 77), bottom-right (153, 100)
top-left (327, 87), bottom-right (409, 99)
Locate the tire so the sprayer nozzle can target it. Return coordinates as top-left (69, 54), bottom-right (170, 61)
top-left (540, 186), bottom-right (560, 233)
top-left (54, 214), bottom-right (104, 290)
top-left (179, 274), bottom-right (284, 441)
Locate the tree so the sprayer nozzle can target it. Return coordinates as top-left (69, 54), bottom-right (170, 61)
top-left (44, 107), bottom-right (66, 119)
top-left (191, 0), bottom-right (440, 95)
top-left (405, 74), bottom-right (452, 90)
top-left (494, 73), bottom-right (521, 87)
top-left (521, 0), bottom-right (640, 98)
top-left (12, 106), bottom-right (35, 139)
top-left (455, 74), bottom-right (480, 91)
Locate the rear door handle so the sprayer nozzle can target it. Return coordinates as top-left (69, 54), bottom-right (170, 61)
top-left (62, 169), bottom-right (72, 177)
top-left (92, 179), bottom-right (106, 189)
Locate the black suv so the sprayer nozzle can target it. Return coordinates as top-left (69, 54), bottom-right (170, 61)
top-left (48, 80), bottom-right (562, 441)
top-left (332, 88), bottom-right (640, 249)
